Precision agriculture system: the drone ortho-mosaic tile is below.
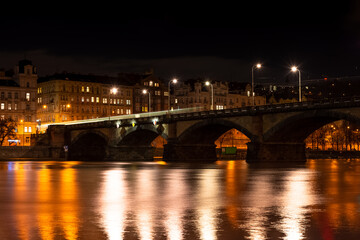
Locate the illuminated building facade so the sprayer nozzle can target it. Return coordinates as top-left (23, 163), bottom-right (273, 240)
top-left (0, 60), bottom-right (38, 146)
top-left (171, 80), bottom-right (266, 111)
top-left (37, 73), bottom-right (133, 125)
top-left (129, 70), bottom-right (168, 113)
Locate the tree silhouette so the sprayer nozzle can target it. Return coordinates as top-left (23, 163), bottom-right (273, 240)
top-left (0, 118), bottom-right (17, 146)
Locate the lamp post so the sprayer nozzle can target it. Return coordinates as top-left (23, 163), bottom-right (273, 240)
top-left (142, 89), bottom-right (151, 112)
top-left (168, 78), bottom-right (178, 110)
top-left (291, 66), bottom-right (302, 102)
top-left (205, 81), bottom-right (214, 110)
top-left (251, 63), bottom-right (261, 106)
top-left (20, 119), bottom-right (24, 147)
top-left (108, 87), bottom-right (118, 120)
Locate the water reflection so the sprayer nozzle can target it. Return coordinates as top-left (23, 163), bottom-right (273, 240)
top-left (278, 171), bottom-right (315, 240)
top-left (196, 169), bottom-right (221, 240)
top-left (163, 170), bottom-right (188, 240)
top-left (1, 159), bottom-right (360, 239)
top-left (99, 170), bottom-right (127, 240)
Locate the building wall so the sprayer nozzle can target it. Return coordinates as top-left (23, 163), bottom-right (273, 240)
top-left (171, 80), bottom-right (266, 111)
top-left (37, 79), bottom-right (133, 125)
top-left (0, 61), bottom-right (38, 146)
top-left (133, 74), bottom-right (168, 113)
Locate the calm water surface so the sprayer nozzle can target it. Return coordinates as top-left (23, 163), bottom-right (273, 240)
top-left (0, 159), bottom-right (360, 240)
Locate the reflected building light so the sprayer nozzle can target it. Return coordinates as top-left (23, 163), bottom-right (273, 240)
top-left (163, 170), bottom-right (188, 240)
top-left (136, 170), bottom-right (156, 240)
top-left (13, 163), bottom-right (33, 240)
top-left (278, 171), bottom-right (315, 240)
top-left (165, 211), bottom-right (183, 240)
top-left (60, 167), bottom-right (79, 240)
top-left (244, 175), bottom-right (272, 240)
top-left (196, 169), bottom-right (221, 240)
top-left (99, 170), bottom-right (127, 240)
top-left (138, 211), bottom-right (153, 240)
top-left (36, 168), bottom-right (55, 240)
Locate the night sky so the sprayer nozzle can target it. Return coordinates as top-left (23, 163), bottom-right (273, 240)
top-left (1, 2), bottom-right (360, 85)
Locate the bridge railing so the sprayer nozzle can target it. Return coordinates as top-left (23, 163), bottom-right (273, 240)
top-left (43, 97), bottom-right (360, 128)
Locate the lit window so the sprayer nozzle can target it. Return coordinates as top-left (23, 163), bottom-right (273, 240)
top-left (126, 99), bottom-right (131, 105)
top-left (144, 82), bottom-right (148, 86)
top-left (175, 99), bottom-right (178, 103)
top-left (96, 97), bottom-right (99, 103)
top-left (91, 97), bottom-right (94, 102)
top-left (81, 97), bottom-right (85, 102)
top-left (86, 86), bottom-right (90, 93)
top-left (26, 93), bottom-right (30, 101)
top-left (149, 81), bottom-right (153, 86)
top-left (103, 98), bottom-right (108, 104)
top-left (0, 103), bottom-right (4, 110)
top-left (81, 86), bottom-right (85, 92)
top-left (29, 127), bottom-right (32, 133)
top-left (8, 104), bottom-right (11, 110)
top-left (24, 127), bottom-right (28, 133)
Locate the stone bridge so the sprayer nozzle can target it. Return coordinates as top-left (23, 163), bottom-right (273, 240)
top-left (47, 98), bottom-right (360, 162)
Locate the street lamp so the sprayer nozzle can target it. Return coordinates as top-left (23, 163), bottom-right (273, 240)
top-left (20, 119), bottom-right (24, 147)
top-left (291, 66), bottom-right (302, 102)
top-left (205, 81), bottom-right (214, 110)
top-left (108, 87), bottom-right (118, 120)
top-left (251, 63), bottom-right (261, 106)
top-left (142, 89), bottom-right (151, 112)
top-left (168, 78), bottom-right (178, 110)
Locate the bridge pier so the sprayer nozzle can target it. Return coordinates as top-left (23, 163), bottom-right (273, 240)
top-left (163, 140), bottom-right (217, 162)
top-left (246, 142), bottom-right (306, 162)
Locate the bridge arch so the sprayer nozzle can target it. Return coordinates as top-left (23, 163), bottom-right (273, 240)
top-left (68, 130), bottom-right (109, 161)
top-left (264, 109), bottom-right (360, 142)
top-left (178, 118), bottom-right (255, 145)
top-left (117, 124), bottom-right (168, 146)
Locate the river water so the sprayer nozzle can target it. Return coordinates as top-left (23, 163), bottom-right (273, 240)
top-left (0, 159), bottom-right (360, 240)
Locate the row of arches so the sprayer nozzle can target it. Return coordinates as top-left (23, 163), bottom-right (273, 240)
top-left (68, 111), bottom-right (360, 161)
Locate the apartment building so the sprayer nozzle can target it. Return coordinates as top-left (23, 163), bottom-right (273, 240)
top-left (37, 73), bottom-right (133, 124)
top-left (171, 79), bottom-right (266, 111)
top-left (0, 59), bottom-right (38, 146)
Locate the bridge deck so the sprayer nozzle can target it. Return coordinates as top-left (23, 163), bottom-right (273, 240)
top-left (44, 97), bottom-right (360, 129)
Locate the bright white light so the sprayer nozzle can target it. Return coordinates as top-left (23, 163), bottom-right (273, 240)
top-left (172, 78), bottom-right (178, 84)
top-left (291, 66), bottom-right (298, 72)
top-left (205, 81), bottom-right (210, 86)
top-left (256, 64), bottom-right (261, 69)
top-left (111, 88), bottom-right (118, 94)
top-left (142, 89), bottom-right (148, 94)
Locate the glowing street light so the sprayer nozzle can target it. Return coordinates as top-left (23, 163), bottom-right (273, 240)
top-left (108, 87), bottom-right (118, 120)
top-left (143, 89), bottom-right (151, 112)
top-left (251, 63), bottom-right (261, 106)
top-left (291, 66), bottom-right (302, 102)
top-left (168, 78), bottom-right (178, 110)
top-left (205, 81), bottom-right (214, 110)
top-left (20, 119), bottom-right (24, 147)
